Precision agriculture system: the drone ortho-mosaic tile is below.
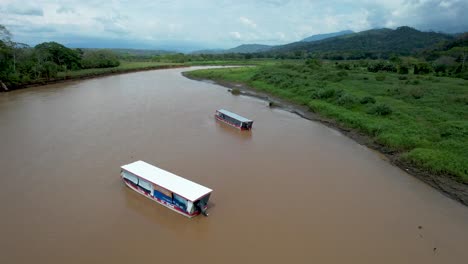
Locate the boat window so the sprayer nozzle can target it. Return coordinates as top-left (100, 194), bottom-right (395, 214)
top-left (123, 171), bottom-right (138, 185)
top-left (199, 194), bottom-right (211, 205)
top-left (153, 184), bottom-right (172, 198)
top-left (138, 178), bottom-right (152, 192)
top-left (173, 193), bottom-right (188, 211)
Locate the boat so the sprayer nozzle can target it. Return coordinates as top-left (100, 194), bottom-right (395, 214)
top-left (215, 109), bottom-right (253, 130)
top-left (120, 160), bottom-right (213, 218)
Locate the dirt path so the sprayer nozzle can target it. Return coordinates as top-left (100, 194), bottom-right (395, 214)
top-left (183, 72), bottom-right (468, 206)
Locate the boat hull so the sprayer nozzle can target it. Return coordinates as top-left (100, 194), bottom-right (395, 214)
top-left (122, 178), bottom-right (200, 218)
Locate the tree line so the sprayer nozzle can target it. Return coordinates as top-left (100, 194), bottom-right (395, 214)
top-left (0, 25), bottom-right (119, 90)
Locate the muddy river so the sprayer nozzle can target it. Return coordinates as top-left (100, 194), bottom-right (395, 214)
top-left (0, 67), bottom-right (467, 263)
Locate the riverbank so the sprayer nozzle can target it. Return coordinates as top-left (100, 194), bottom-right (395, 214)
top-left (182, 66), bottom-right (468, 206)
top-left (1, 60), bottom-right (273, 92)
top-left (1, 62), bottom-right (186, 92)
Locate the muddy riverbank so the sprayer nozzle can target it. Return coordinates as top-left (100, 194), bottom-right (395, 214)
top-left (182, 72), bottom-right (468, 206)
top-left (1, 64), bottom-right (186, 92)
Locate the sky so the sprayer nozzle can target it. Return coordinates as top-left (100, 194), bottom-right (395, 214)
top-left (0, 0), bottom-right (467, 52)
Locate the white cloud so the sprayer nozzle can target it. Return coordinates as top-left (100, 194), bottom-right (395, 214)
top-left (239, 16), bottom-right (257, 28)
top-left (229, 31), bottom-right (242, 40)
top-left (56, 6), bottom-right (75, 14)
top-left (4, 3), bottom-right (43, 16)
top-left (0, 0), bottom-right (466, 50)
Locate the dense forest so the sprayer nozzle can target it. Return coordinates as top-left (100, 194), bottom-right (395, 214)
top-left (0, 25), bottom-right (120, 90)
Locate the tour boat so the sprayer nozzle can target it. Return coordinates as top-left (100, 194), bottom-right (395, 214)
top-left (121, 160), bottom-right (213, 218)
top-left (215, 109), bottom-right (253, 130)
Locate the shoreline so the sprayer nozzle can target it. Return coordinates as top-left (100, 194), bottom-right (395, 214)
top-left (182, 72), bottom-right (468, 207)
top-left (1, 64), bottom-right (187, 92)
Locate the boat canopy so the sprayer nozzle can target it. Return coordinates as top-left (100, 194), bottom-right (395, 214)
top-left (217, 109), bottom-right (252, 123)
top-left (121, 160), bottom-right (212, 202)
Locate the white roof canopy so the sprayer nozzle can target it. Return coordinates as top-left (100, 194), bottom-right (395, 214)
top-left (218, 109), bottom-right (253, 123)
top-left (121, 160), bottom-right (212, 202)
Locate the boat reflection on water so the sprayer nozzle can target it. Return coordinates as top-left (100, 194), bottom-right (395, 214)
top-left (214, 119), bottom-right (253, 141)
top-left (122, 184), bottom-right (214, 237)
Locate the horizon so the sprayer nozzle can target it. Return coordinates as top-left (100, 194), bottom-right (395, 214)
top-left (1, 0), bottom-right (467, 52)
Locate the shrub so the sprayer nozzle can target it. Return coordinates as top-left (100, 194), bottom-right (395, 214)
top-left (410, 87), bottom-right (424, 99)
top-left (453, 94), bottom-right (468, 105)
top-left (81, 50), bottom-right (120, 69)
top-left (336, 93), bottom-right (357, 108)
top-left (337, 70), bottom-right (348, 77)
top-left (360, 96), bottom-right (376, 104)
top-left (230, 88), bottom-right (241, 95)
top-left (375, 74), bottom-right (386, 81)
top-left (305, 58), bottom-right (323, 68)
top-left (368, 61), bottom-right (397, 73)
top-left (414, 62), bottom-right (433, 75)
top-left (317, 88), bottom-right (336, 99)
top-left (368, 103), bottom-right (393, 116)
top-left (398, 64), bottom-right (409, 74)
top-left (336, 63), bottom-right (351, 70)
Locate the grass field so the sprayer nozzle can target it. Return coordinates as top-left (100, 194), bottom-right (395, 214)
top-left (185, 61), bottom-right (468, 183)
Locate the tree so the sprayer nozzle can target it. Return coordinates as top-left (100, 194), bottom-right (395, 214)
top-left (0, 25), bottom-right (11, 43)
top-left (41, 61), bottom-right (59, 80)
top-left (0, 25), bottom-right (13, 87)
top-left (414, 62), bottom-right (433, 74)
top-left (34, 42), bottom-right (81, 70)
top-left (81, 49), bottom-right (120, 68)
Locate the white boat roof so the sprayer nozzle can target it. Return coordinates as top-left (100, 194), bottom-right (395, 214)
top-left (218, 109), bottom-right (252, 122)
top-left (121, 160), bottom-right (212, 202)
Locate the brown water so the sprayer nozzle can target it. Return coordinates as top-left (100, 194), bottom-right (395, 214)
top-left (1, 67), bottom-right (467, 263)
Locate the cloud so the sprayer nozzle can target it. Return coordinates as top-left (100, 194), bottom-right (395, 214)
top-left (229, 31), bottom-right (242, 40)
top-left (5, 3), bottom-right (43, 16)
top-left (1, 0), bottom-right (467, 50)
top-left (276, 32), bottom-right (286, 40)
top-left (94, 14), bottom-right (129, 35)
top-left (57, 6), bottom-right (76, 14)
top-left (239, 16), bottom-right (257, 28)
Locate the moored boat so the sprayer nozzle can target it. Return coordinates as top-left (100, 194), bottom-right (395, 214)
top-left (121, 160), bottom-right (213, 218)
top-left (215, 109), bottom-right (253, 130)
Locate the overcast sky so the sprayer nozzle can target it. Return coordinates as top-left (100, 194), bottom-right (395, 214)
top-left (1, 0), bottom-right (467, 51)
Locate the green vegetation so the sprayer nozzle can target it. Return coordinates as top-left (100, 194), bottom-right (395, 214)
top-left (268, 26), bottom-right (454, 59)
top-left (1, 25), bottom-right (132, 89)
top-left (185, 60), bottom-right (468, 182)
top-left (57, 61), bottom-right (181, 78)
top-left (81, 50), bottom-right (120, 68)
top-left (230, 88), bottom-right (241, 95)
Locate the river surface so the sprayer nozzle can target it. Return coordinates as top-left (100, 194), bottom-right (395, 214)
top-left (0, 67), bottom-right (467, 263)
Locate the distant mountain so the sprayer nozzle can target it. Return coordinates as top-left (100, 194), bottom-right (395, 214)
top-left (301, 30), bottom-right (354, 42)
top-left (269, 26), bottom-right (454, 58)
top-left (192, 44), bottom-right (273, 54)
top-left (107, 48), bottom-right (173, 56)
top-left (191, 49), bottom-right (225, 54)
top-left (420, 32), bottom-right (468, 60)
top-left (226, 44), bottom-right (272, 53)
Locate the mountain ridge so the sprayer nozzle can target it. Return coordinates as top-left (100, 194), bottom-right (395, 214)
top-left (301, 30), bottom-right (354, 42)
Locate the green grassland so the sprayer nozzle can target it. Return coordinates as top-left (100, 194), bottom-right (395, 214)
top-left (185, 61), bottom-right (468, 182)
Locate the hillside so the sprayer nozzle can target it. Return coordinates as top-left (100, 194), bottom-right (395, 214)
top-left (301, 30), bottom-right (354, 42)
top-left (226, 44), bottom-right (272, 53)
top-left (269, 27), bottom-right (454, 58)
